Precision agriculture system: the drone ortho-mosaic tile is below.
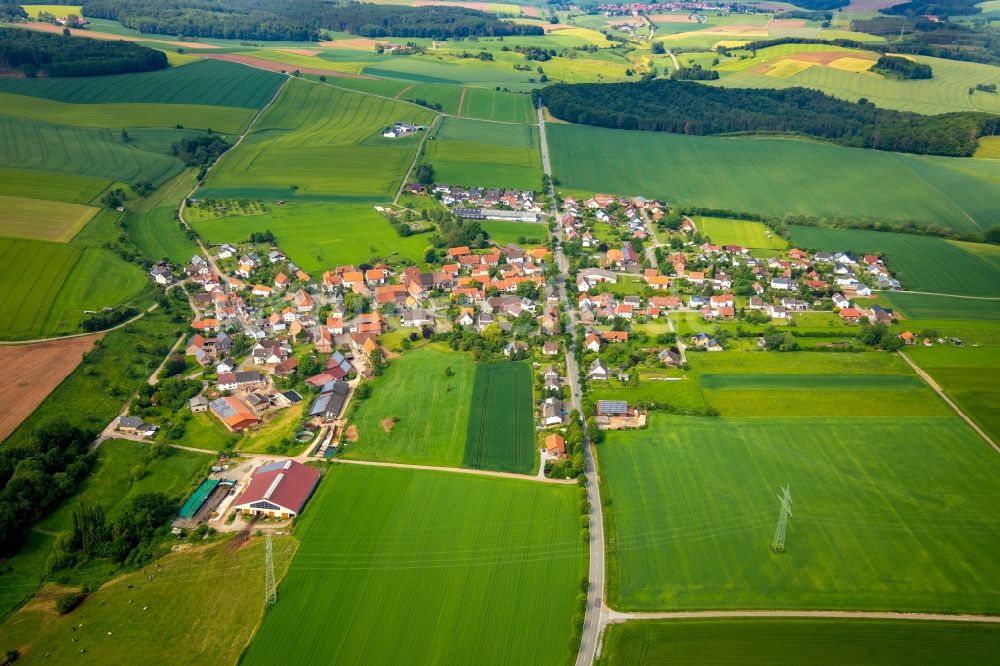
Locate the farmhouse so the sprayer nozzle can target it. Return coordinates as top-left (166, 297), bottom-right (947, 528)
top-left (209, 396), bottom-right (259, 432)
top-left (233, 459), bottom-right (321, 519)
top-left (308, 379), bottom-right (350, 423)
top-left (116, 416), bottom-right (157, 437)
top-left (217, 371), bottom-right (266, 391)
top-left (545, 433), bottom-right (566, 460)
top-left (383, 122), bottom-right (422, 138)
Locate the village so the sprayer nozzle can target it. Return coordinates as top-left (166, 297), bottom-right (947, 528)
top-left (122, 181), bottom-right (929, 533)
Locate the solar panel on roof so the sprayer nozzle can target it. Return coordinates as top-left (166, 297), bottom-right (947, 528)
top-left (597, 400), bottom-right (628, 415)
top-left (257, 460), bottom-right (292, 474)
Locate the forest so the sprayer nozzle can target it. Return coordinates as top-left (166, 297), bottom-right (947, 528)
top-left (0, 27), bottom-right (167, 76)
top-left (538, 80), bottom-right (999, 156)
top-left (0, 0), bottom-right (26, 22)
top-left (872, 55), bottom-right (933, 79)
top-left (81, 0), bottom-right (542, 41)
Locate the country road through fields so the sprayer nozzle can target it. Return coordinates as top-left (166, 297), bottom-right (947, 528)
top-left (540, 101), bottom-right (607, 666)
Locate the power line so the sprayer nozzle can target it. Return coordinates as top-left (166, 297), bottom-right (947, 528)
top-left (264, 532), bottom-right (276, 608)
top-left (771, 485), bottom-right (792, 554)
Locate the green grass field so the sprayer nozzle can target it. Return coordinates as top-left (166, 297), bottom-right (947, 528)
top-left (364, 54), bottom-right (536, 86)
top-left (0, 195), bottom-right (98, 242)
top-left (191, 201), bottom-right (429, 272)
top-left (40, 439), bottom-right (212, 532)
top-left (460, 86), bottom-right (536, 123)
top-left (0, 238), bottom-right (80, 338)
top-left (481, 221), bottom-right (548, 246)
top-left (0, 92), bottom-right (253, 134)
top-left (463, 362), bottom-right (536, 474)
top-left (242, 464), bottom-right (585, 666)
top-left (125, 206), bottom-right (199, 264)
top-left (788, 226), bottom-right (1000, 297)
top-left (427, 117), bottom-right (542, 190)
top-left (597, 619), bottom-right (1000, 665)
top-left (906, 346), bottom-right (1000, 444)
top-left (600, 415), bottom-right (1000, 612)
top-left (204, 79), bottom-right (435, 199)
top-left (41, 245), bottom-right (148, 337)
top-left (882, 292), bottom-right (1000, 321)
top-left (695, 215), bottom-right (787, 249)
top-left (0, 59), bottom-right (284, 108)
top-left (0, 117), bottom-right (187, 185)
top-left (547, 123), bottom-right (1000, 233)
top-left (344, 346), bottom-right (475, 466)
top-left (590, 378), bottom-right (708, 412)
top-left (0, 168), bottom-right (108, 204)
top-left (714, 51), bottom-right (1000, 115)
top-left (684, 351), bottom-right (946, 417)
top-left (0, 536), bottom-right (297, 665)
top-left (0, 439), bottom-right (211, 619)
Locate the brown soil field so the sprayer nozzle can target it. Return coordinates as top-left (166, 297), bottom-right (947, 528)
top-left (521, 6), bottom-right (540, 17)
top-left (790, 50), bottom-right (859, 64)
top-left (202, 54), bottom-right (373, 79)
top-left (649, 14), bottom-right (697, 23)
top-left (769, 19), bottom-right (807, 28)
top-left (345, 424), bottom-right (358, 442)
top-left (0, 335), bottom-right (99, 442)
top-left (22, 23), bottom-right (220, 49)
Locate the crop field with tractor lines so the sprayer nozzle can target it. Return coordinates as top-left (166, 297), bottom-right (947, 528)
top-left (0, 195), bottom-right (98, 242)
top-left (242, 465), bottom-right (585, 666)
top-left (204, 79), bottom-right (435, 199)
top-left (788, 226), bottom-right (1000, 297)
top-left (0, 168), bottom-right (109, 204)
top-left (427, 117), bottom-right (543, 190)
top-left (548, 123), bottom-right (1000, 233)
top-left (597, 619), bottom-right (1000, 666)
top-left (0, 117), bottom-right (189, 185)
top-left (600, 415), bottom-right (1000, 612)
top-left (0, 59), bottom-right (284, 108)
top-left (463, 361), bottom-right (536, 474)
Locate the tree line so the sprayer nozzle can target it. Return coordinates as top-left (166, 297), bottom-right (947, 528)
top-left (873, 54), bottom-right (933, 79)
top-left (0, 421), bottom-right (95, 557)
top-left (80, 0), bottom-right (543, 41)
top-left (0, 27), bottom-right (167, 77)
top-left (538, 79), bottom-right (999, 157)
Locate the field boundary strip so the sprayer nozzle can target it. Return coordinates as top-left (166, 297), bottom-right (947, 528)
top-left (203, 56), bottom-right (538, 127)
top-left (604, 609), bottom-right (1000, 623)
top-left (331, 457), bottom-right (572, 483)
top-left (898, 351), bottom-right (1000, 456)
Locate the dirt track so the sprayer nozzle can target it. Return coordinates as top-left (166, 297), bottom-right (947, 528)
top-left (203, 53), bottom-right (373, 79)
top-left (0, 335), bottom-right (100, 441)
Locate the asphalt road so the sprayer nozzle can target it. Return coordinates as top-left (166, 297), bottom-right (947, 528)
top-left (539, 101), bottom-right (607, 666)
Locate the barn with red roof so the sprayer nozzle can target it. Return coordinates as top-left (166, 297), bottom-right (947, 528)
top-left (233, 459), bottom-right (321, 519)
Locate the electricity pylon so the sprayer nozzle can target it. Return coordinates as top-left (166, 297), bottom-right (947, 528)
top-left (771, 485), bottom-right (792, 553)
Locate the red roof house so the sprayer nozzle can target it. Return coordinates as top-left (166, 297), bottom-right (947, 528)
top-left (232, 459), bottom-right (321, 519)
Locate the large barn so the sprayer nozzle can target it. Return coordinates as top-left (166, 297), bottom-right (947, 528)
top-left (232, 459), bottom-right (321, 519)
